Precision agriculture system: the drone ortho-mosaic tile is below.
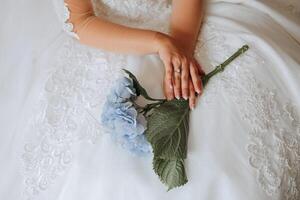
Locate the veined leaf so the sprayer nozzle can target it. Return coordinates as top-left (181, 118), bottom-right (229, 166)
top-left (146, 99), bottom-right (190, 159)
top-left (153, 158), bottom-right (188, 191)
top-left (145, 99), bottom-right (190, 190)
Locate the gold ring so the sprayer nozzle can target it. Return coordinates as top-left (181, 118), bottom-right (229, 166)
top-left (175, 68), bottom-right (181, 73)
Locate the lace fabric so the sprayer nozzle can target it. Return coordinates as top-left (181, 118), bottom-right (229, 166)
top-left (22, 38), bottom-right (123, 199)
top-left (196, 22), bottom-right (300, 200)
top-left (52, 0), bottom-right (79, 39)
top-left (91, 0), bottom-right (172, 34)
top-left (92, 0), bottom-right (171, 21)
top-left (227, 66), bottom-right (300, 200)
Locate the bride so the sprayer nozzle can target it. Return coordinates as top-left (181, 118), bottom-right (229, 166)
top-left (0, 0), bottom-right (300, 199)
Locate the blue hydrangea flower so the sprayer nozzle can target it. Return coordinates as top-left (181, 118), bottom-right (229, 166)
top-left (101, 77), bottom-right (151, 155)
top-left (107, 77), bottom-right (136, 103)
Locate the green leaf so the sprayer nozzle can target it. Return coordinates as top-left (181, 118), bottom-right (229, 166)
top-left (153, 158), bottom-right (188, 191)
top-left (145, 99), bottom-right (190, 190)
top-left (122, 69), bottom-right (164, 101)
top-left (146, 99), bottom-right (190, 159)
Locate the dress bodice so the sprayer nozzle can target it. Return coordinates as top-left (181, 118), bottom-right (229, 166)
top-left (52, 0), bottom-right (172, 39)
top-left (92, 0), bottom-right (172, 22)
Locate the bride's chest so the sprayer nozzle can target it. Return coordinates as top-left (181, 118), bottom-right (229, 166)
top-left (91, 0), bottom-right (171, 21)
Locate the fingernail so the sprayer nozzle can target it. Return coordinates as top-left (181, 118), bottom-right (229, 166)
top-left (176, 96), bottom-right (180, 100)
top-left (183, 96), bottom-right (188, 100)
top-left (191, 106), bottom-right (195, 110)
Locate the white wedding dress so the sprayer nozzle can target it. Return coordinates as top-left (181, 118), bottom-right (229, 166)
top-left (1, 0), bottom-right (300, 200)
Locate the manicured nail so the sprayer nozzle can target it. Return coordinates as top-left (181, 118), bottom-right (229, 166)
top-left (183, 96), bottom-right (188, 100)
top-left (176, 96), bottom-right (180, 100)
top-left (169, 95), bottom-right (175, 100)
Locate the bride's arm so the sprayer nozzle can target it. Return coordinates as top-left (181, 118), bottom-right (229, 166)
top-left (65, 0), bottom-right (203, 107)
top-left (170, 0), bottom-right (204, 55)
top-left (170, 0), bottom-right (205, 109)
top-left (65, 0), bottom-right (158, 54)
top-left (65, 0), bottom-right (178, 100)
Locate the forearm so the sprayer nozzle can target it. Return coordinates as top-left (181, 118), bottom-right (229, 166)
top-left (65, 0), bottom-right (158, 55)
top-left (170, 0), bottom-right (204, 55)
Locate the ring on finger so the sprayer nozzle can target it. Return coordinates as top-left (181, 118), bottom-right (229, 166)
top-left (174, 67), bottom-right (181, 74)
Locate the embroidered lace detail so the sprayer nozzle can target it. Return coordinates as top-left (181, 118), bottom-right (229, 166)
top-left (52, 0), bottom-right (79, 39)
top-left (22, 38), bottom-right (122, 199)
top-left (228, 68), bottom-right (300, 200)
top-left (93, 0), bottom-right (170, 20)
top-left (224, 67), bottom-right (300, 199)
top-left (92, 0), bottom-right (171, 33)
top-left (196, 22), bottom-right (300, 200)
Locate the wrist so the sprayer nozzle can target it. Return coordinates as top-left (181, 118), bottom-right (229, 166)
top-left (171, 33), bottom-right (196, 56)
top-left (175, 38), bottom-right (195, 56)
top-left (153, 32), bottom-right (172, 53)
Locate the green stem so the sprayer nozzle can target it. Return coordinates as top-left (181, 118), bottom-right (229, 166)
top-left (202, 45), bottom-right (249, 86)
top-left (123, 69), bottom-right (166, 102)
top-left (144, 96), bottom-right (166, 102)
top-left (132, 101), bottom-right (143, 110)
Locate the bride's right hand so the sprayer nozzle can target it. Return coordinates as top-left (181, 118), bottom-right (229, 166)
top-left (154, 32), bottom-right (203, 102)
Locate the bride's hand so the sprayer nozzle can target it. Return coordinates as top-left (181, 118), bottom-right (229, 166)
top-left (154, 32), bottom-right (203, 104)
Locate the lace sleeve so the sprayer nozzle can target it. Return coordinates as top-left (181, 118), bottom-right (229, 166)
top-left (52, 0), bottom-right (80, 39)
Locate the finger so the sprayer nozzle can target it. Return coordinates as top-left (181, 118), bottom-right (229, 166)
top-left (181, 58), bottom-right (189, 100)
top-left (194, 61), bottom-right (204, 93)
top-left (200, 76), bottom-right (204, 94)
top-left (172, 57), bottom-right (181, 99)
top-left (190, 62), bottom-right (202, 94)
top-left (163, 61), bottom-right (174, 100)
top-left (164, 78), bottom-right (174, 100)
top-left (163, 60), bottom-right (174, 90)
top-left (189, 80), bottom-right (196, 110)
top-left (195, 61), bottom-right (205, 76)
